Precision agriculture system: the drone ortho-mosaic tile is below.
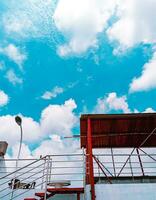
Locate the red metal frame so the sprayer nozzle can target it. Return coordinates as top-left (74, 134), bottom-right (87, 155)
top-left (81, 114), bottom-right (156, 199)
top-left (87, 118), bottom-right (96, 200)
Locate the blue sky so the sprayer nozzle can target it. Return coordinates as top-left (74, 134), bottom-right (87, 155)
top-left (0, 0), bottom-right (156, 157)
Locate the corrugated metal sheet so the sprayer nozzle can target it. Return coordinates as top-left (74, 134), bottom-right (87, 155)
top-left (80, 113), bottom-right (156, 148)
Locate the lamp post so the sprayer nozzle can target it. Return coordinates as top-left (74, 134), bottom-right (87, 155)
top-left (10, 116), bottom-right (23, 199)
top-left (15, 116), bottom-right (23, 170)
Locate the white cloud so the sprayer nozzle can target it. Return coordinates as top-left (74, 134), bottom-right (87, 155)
top-left (41, 86), bottom-right (64, 100)
top-left (144, 107), bottom-right (156, 113)
top-left (0, 44), bottom-right (26, 67)
top-left (94, 92), bottom-right (131, 113)
top-left (53, 0), bottom-right (115, 56)
top-left (5, 69), bottom-right (23, 85)
top-left (0, 115), bottom-right (41, 146)
top-left (2, 0), bottom-right (56, 39)
top-left (11, 143), bottom-right (33, 159)
top-left (40, 99), bottom-right (78, 137)
top-left (0, 90), bottom-right (9, 107)
top-left (107, 0), bottom-right (156, 50)
top-left (0, 99), bottom-right (78, 148)
top-left (33, 137), bottom-right (80, 157)
top-left (130, 52), bottom-right (156, 92)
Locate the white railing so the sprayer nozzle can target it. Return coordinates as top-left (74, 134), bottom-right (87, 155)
top-left (0, 153), bottom-right (85, 200)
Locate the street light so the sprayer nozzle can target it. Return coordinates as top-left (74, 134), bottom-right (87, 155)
top-left (11, 116), bottom-right (23, 198)
top-left (15, 116), bottom-right (23, 170)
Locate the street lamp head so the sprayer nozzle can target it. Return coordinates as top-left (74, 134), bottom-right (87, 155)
top-left (15, 116), bottom-right (22, 126)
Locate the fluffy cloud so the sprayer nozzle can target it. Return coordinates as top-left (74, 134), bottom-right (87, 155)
top-left (9, 136), bottom-right (80, 159)
top-left (40, 99), bottom-right (78, 136)
top-left (2, 0), bottom-right (55, 39)
top-left (5, 69), bottom-right (23, 85)
top-left (0, 115), bottom-right (41, 146)
top-left (94, 92), bottom-right (131, 113)
top-left (130, 52), bottom-right (156, 92)
top-left (0, 44), bottom-right (26, 67)
top-left (0, 99), bottom-right (78, 147)
top-left (0, 90), bottom-right (9, 107)
top-left (41, 86), bottom-right (64, 100)
top-left (107, 0), bottom-right (156, 50)
top-left (144, 107), bottom-right (156, 113)
top-left (53, 0), bottom-right (115, 56)
top-left (33, 136), bottom-right (80, 157)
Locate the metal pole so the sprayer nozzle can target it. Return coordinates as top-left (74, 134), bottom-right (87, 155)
top-left (111, 148), bottom-right (116, 177)
top-left (117, 148), bottom-right (135, 177)
top-left (129, 157), bottom-right (134, 179)
top-left (82, 147), bottom-right (86, 200)
top-left (44, 156), bottom-right (50, 200)
top-left (136, 148), bottom-right (144, 176)
top-left (16, 125), bottom-right (23, 170)
top-left (87, 118), bottom-right (95, 200)
top-left (10, 123), bottom-right (23, 200)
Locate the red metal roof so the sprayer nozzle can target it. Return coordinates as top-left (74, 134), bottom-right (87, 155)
top-left (80, 113), bottom-right (156, 148)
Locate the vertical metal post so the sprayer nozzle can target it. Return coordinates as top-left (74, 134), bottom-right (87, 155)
top-left (136, 148), bottom-right (144, 176)
top-left (77, 193), bottom-right (80, 200)
top-left (41, 158), bottom-right (46, 190)
top-left (111, 148), bottom-right (116, 177)
top-left (87, 118), bottom-right (96, 200)
top-left (97, 155), bottom-right (101, 182)
top-left (48, 157), bottom-right (52, 183)
top-left (82, 148), bottom-right (86, 200)
top-left (44, 156), bottom-right (50, 200)
top-left (129, 157), bottom-right (134, 179)
top-left (86, 142), bottom-right (89, 184)
top-left (10, 123), bottom-right (23, 200)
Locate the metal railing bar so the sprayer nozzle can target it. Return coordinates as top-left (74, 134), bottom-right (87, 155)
top-left (0, 162), bottom-right (45, 187)
top-left (93, 154), bottom-right (156, 156)
top-left (0, 156), bottom-right (48, 180)
top-left (52, 160), bottom-right (83, 163)
top-left (50, 173), bottom-right (84, 175)
top-left (12, 180), bottom-right (47, 200)
top-left (0, 168), bottom-right (45, 194)
top-left (51, 166), bottom-right (83, 169)
top-left (1, 176), bottom-right (46, 199)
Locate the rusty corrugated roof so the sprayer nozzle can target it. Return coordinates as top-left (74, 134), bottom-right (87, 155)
top-left (80, 113), bottom-right (156, 148)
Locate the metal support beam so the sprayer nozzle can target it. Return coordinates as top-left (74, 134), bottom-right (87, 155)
top-left (139, 148), bottom-right (156, 162)
top-left (136, 148), bottom-right (144, 176)
top-left (77, 193), bottom-right (80, 200)
top-left (117, 148), bottom-right (135, 177)
top-left (111, 148), bottom-right (116, 177)
top-left (87, 118), bottom-right (96, 200)
top-left (93, 155), bottom-right (112, 184)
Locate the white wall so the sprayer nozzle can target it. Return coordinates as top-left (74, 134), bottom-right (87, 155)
top-left (86, 184), bottom-right (156, 200)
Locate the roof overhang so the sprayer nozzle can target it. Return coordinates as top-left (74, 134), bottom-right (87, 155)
top-left (80, 113), bottom-right (156, 148)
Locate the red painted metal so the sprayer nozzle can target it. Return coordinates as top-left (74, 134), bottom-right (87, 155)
top-left (136, 148), bottom-right (145, 176)
top-left (47, 187), bottom-right (84, 194)
top-left (35, 192), bottom-right (45, 197)
top-left (80, 113), bottom-right (156, 148)
top-left (37, 188), bottom-right (84, 200)
top-left (77, 193), bottom-right (81, 200)
top-left (87, 118), bottom-right (96, 200)
top-left (24, 198), bottom-right (37, 200)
